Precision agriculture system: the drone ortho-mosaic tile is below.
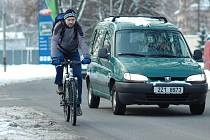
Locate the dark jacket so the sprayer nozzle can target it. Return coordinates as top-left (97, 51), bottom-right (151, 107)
top-left (51, 21), bottom-right (89, 58)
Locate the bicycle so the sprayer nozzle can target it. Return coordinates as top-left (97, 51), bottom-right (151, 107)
top-left (60, 59), bottom-right (80, 126)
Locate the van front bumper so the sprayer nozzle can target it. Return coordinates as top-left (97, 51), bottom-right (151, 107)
top-left (115, 81), bottom-right (208, 105)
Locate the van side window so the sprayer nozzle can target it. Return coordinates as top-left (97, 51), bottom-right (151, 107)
top-left (92, 29), bottom-right (105, 56)
top-left (103, 32), bottom-right (111, 53)
top-left (90, 30), bottom-right (98, 55)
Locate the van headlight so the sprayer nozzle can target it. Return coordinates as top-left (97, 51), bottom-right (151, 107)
top-left (186, 74), bottom-right (206, 82)
top-left (124, 73), bottom-right (148, 82)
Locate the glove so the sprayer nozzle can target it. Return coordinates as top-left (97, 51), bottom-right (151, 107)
top-left (82, 57), bottom-right (91, 64)
top-left (51, 57), bottom-right (61, 65)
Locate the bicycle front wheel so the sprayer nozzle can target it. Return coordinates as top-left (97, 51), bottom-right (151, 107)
top-left (63, 104), bottom-right (70, 122)
top-left (69, 80), bottom-right (77, 126)
top-left (63, 82), bottom-right (70, 122)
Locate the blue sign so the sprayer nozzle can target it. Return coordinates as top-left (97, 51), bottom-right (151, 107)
top-left (38, 14), bottom-right (53, 64)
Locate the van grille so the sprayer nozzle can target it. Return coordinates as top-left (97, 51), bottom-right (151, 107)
top-left (149, 77), bottom-right (186, 81)
top-left (146, 94), bottom-right (189, 102)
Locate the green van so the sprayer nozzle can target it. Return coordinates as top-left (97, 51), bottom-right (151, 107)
top-left (86, 16), bottom-right (208, 115)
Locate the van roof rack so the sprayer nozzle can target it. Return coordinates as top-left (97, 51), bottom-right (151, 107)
top-left (109, 16), bottom-right (168, 23)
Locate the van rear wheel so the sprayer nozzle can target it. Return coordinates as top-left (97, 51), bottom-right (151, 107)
top-left (112, 85), bottom-right (126, 115)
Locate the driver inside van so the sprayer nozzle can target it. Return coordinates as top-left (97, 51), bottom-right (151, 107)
top-left (158, 36), bottom-right (173, 55)
top-left (147, 34), bottom-right (158, 55)
top-left (147, 33), bottom-right (173, 56)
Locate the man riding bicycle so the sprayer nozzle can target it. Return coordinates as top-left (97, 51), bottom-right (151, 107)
top-left (51, 9), bottom-right (91, 116)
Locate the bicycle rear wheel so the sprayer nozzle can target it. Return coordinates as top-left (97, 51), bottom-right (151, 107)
top-left (69, 80), bottom-right (77, 126)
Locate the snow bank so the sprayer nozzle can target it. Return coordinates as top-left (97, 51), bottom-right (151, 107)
top-left (0, 106), bottom-right (86, 140)
top-left (0, 65), bottom-right (55, 86)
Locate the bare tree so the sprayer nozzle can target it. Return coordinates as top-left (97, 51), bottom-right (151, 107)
top-left (6, 0), bottom-right (39, 26)
top-left (77, 0), bottom-right (87, 21)
top-left (1, 0), bottom-right (182, 38)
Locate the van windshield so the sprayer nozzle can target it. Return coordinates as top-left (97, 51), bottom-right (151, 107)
top-left (116, 30), bottom-right (191, 58)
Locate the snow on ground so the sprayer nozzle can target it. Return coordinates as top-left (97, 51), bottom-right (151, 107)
top-left (0, 64), bottom-right (55, 86)
top-left (205, 69), bottom-right (210, 88)
top-left (198, 63), bottom-right (210, 89)
top-left (0, 107), bottom-right (86, 140)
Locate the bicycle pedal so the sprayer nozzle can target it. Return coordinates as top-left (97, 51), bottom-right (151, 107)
top-left (60, 101), bottom-right (65, 106)
top-left (57, 91), bottom-right (64, 95)
top-left (76, 107), bottom-right (83, 116)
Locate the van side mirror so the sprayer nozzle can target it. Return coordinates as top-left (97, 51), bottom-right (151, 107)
top-left (98, 48), bottom-right (109, 59)
top-left (193, 49), bottom-right (203, 62)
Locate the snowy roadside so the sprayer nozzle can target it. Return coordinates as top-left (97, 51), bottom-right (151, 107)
top-left (198, 63), bottom-right (210, 89)
top-left (0, 65), bottom-right (87, 140)
top-left (204, 69), bottom-right (210, 88)
top-left (0, 64), bottom-right (55, 86)
top-left (0, 107), bottom-right (86, 140)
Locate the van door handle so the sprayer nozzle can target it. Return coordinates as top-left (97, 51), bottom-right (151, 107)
top-left (108, 73), bottom-right (111, 78)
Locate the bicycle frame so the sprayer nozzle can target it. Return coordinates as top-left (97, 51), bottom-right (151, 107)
top-left (61, 59), bottom-right (80, 125)
top-left (64, 64), bottom-right (76, 101)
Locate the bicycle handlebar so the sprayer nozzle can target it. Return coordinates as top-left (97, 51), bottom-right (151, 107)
top-left (61, 60), bottom-right (81, 66)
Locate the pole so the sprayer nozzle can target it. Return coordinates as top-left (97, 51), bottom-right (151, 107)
top-left (70, 0), bottom-right (72, 8)
top-left (110, 0), bottom-right (113, 15)
top-left (13, 5), bottom-right (16, 64)
top-left (198, 0), bottom-right (200, 32)
top-left (2, 0), bottom-right (7, 72)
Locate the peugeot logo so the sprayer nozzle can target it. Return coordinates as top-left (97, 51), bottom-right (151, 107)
top-left (165, 77), bottom-right (171, 81)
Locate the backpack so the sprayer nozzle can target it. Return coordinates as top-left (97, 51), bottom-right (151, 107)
top-left (52, 13), bottom-right (84, 37)
top-left (52, 13), bottom-right (65, 35)
top-left (51, 13), bottom-right (67, 52)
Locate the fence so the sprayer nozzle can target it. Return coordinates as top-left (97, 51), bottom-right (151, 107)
top-left (0, 49), bottom-right (39, 65)
top-left (0, 30), bottom-right (41, 65)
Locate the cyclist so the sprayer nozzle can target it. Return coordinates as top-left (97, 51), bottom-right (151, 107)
top-left (51, 9), bottom-right (91, 116)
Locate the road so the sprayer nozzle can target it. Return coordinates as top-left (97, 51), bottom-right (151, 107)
top-left (0, 79), bottom-right (209, 140)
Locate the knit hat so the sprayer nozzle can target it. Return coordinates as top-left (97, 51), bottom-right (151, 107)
top-left (64, 9), bottom-right (77, 19)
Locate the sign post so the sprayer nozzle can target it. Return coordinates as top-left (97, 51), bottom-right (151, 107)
top-left (38, 10), bottom-right (53, 64)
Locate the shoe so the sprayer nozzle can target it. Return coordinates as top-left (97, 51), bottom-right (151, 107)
top-left (77, 106), bottom-right (83, 116)
top-left (60, 100), bottom-right (64, 106)
top-left (56, 85), bottom-right (64, 95)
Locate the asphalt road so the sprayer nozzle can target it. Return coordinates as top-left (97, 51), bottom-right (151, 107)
top-left (0, 79), bottom-right (209, 140)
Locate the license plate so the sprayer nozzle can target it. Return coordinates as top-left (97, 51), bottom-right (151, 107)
top-left (154, 87), bottom-right (183, 94)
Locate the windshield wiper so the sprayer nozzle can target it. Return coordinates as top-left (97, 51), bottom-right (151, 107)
top-left (180, 56), bottom-right (190, 58)
top-left (148, 54), bottom-right (179, 58)
top-left (118, 53), bottom-right (146, 57)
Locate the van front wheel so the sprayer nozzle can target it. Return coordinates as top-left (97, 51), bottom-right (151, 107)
top-left (112, 85), bottom-right (126, 115)
top-left (189, 103), bottom-right (205, 115)
top-left (87, 82), bottom-right (100, 108)
top-left (158, 104), bottom-right (169, 108)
